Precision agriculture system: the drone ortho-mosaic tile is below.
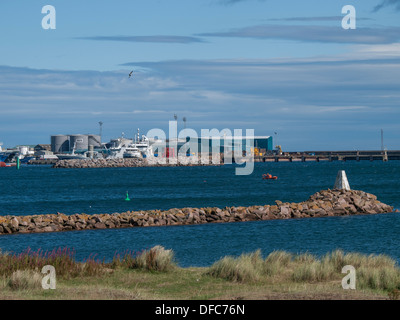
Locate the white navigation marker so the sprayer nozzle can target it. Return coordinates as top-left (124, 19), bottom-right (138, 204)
top-left (334, 170), bottom-right (351, 191)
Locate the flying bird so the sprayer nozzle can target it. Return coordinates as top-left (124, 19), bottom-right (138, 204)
top-left (129, 70), bottom-right (134, 78)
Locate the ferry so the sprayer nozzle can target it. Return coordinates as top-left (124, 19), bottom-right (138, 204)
top-left (133, 134), bottom-right (153, 158)
top-left (103, 129), bottom-right (153, 159)
top-left (123, 146), bottom-right (142, 159)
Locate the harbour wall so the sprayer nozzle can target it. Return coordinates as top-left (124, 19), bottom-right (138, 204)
top-left (0, 189), bottom-right (394, 236)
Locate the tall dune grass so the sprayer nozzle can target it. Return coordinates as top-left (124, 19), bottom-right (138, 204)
top-left (207, 248), bottom-right (400, 291)
top-left (291, 260), bottom-right (336, 282)
top-left (264, 251), bottom-right (293, 276)
top-left (130, 245), bottom-right (176, 272)
top-left (7, 270), bottom-right (42, 291)
top-left (206, 250), bottom-right (265, 282)
top-left (0, 245), bottom-right (177, 279)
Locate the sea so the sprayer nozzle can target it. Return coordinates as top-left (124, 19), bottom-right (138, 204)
top-left (0, 161), bottom-right (399, 267)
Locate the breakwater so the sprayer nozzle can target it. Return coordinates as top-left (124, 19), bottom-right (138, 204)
top-left (52, 157), bottom-right (222, 168)
top-left (53, 158), bottom-right (149, 168)
top-left (0, 189), bottom-right (394, 235)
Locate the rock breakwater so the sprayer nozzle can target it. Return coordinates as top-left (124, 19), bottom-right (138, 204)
top-left (0, 189), bottom-right (394, 235)
top-left (53, 158), bottom-right (146, 168)
top-left (52, 157), bottom-right (222, 168)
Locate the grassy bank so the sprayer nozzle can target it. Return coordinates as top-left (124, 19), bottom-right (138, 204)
top-left (0, 246), bottom-right (399, 300)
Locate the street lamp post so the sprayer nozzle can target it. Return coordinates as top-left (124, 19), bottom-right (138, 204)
top-left (99, 121), bottom-right (103, 143)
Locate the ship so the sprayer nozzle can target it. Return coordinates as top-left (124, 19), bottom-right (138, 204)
top-left (133, 132), bottom-right (153, 158)
top-left (123, 146), bottom-right (142, 159)
top-left (102, 129), bottom-right (153, 159)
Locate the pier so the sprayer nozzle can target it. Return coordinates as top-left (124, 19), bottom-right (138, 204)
top-left (254, 150), bottom-right (400, 162)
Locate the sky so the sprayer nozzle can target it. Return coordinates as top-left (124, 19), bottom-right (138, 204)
top-left (0, 0), bottom-right (399, 151)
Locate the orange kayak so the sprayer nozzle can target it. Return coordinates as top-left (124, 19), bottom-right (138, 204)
top-left (262, 173), bottom-right (277, 180)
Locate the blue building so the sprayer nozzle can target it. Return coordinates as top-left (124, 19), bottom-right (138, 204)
top-left (166, 136), bottom-right (273, 155)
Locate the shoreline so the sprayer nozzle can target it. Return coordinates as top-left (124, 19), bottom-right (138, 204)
top-left (0, 189), bottom-right (394, 236)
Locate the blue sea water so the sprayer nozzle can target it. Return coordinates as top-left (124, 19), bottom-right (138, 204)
top-left (0, 161), bottom-right (399, 267)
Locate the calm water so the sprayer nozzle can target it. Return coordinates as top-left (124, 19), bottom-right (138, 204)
top-left (0, 161), bottom-right (399, 266)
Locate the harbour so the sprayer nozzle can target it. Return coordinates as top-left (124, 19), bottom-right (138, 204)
top-left (2, 135), bottom-right (399, 167)
top-left (17, 149), bottom-right (400, 166)
top-left (1, 123), bottom-right (398, 169)
top-left (0, 161), bottom-right (399, 266)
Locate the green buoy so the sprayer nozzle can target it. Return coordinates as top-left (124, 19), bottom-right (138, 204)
top-left (125, 191), bottom-right (131, 201)
top-left (16, 157), bottom-right (20, 170)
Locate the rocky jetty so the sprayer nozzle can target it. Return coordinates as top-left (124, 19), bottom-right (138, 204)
top-left (53, 158), bottom-right (146, 168)
top-left (52, 157), bottom-right (222, 168)
top-left (0, 189), bottom-right (394, 235)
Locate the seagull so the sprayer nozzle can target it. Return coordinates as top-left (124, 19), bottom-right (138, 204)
top-left (129, 70), bottom-right (134, 78)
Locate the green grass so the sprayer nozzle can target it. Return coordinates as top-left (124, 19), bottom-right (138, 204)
top-left (0, 246), bottom-right (399, 300)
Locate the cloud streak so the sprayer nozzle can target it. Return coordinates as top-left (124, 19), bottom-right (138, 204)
top-left (77, 35), bottom-right (205, 44)
top-left (267, 16), bottom-right (373, 22)
top-left (373, 0), bottom-right (400, 12)
top-left (198, 25), bottom-right (400, 44)
top-left (217, 0), bottom-right (266, 5)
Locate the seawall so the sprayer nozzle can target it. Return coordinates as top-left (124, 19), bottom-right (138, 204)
top-left (0, 189), bottom-right (394, 235)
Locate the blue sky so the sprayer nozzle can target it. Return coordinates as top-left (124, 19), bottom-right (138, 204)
top-left (0, 0), bottom-right (399, 150)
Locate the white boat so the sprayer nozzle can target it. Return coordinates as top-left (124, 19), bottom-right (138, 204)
top-left (133, 129), bottom-right (153, 158)
top-left (104, 135), bottom-right (134, 159)
top-left (135, 139), bottom-right (153, 158)
top-left (104, 129), bottom-right (153, 159)
top-left (123, 146), bottom-right (142, 159)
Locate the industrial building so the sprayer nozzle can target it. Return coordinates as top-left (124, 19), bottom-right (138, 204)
top-left (51, 134), bottom-right (101, 153)
top-left (187, 136), bottom-right (272, 154)
top-left (151, 136), bottom-right (273, 157)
